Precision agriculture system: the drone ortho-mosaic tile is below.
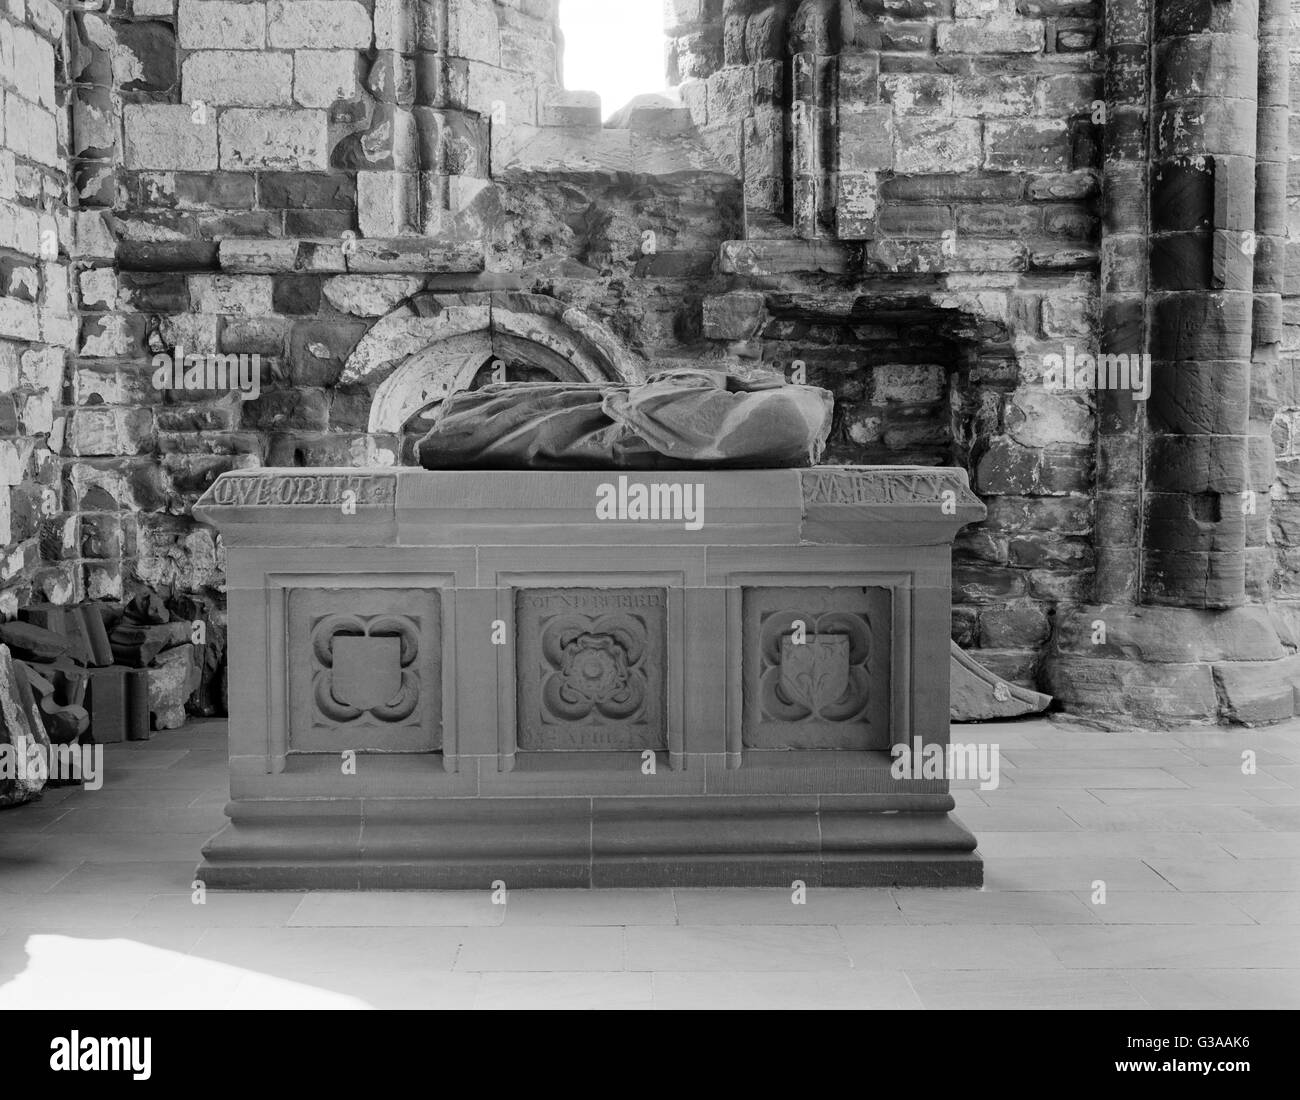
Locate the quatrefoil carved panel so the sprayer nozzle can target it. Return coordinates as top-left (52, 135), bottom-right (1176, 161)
top-left (312, 614), bottom-right (421, 724)
top-left (742, 587), bottom-right (891, 751)
top-left (288, 588), bottom-right (441, 753)
top-left (517, 588), bottom-right (667, 752)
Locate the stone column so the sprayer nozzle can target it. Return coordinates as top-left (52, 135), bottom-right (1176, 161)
top-left (1144, 0), bottom-right (1258, 608)
top-left (356, 0), bottom-right (419, 237)
top-left (1249, 0), bottom-right (1291, 596)
top-left (788, 0), bottom-right (844, 237)
top-left (1093, 0), bottom-right (1150, 603)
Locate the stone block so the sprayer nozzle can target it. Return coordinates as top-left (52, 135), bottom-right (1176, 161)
top-left (979, 606), bottom-right (1050, 648)
top-left (839, 105), bottom-right (895, 172)
top-left (322, 275), bottom-right (424, 318)
top-left (985, 120), bottom-right (1071, 171)
top-left (895, 118), bottom-right (981, 174)
top-left (702, 291), bottom-right (766, 341)
top-left (0, 199), bottom-right (41, 256)
top-left (267, 0), bottom-right (373, 49)
top-left (938, 15), bottom-right (1045, 53)
top-left (294, 50), bottom-right (361, 108)
top-left (1046, 656), bottom-right (1218, 725)
top-left (445, 0), bottom-right (499, 63)
top-left (357, 170), bottom-right (418, 237)
top-left (1041, 295), bottom-right (1094, 338)
top-left (1213, 657), bottom-right (1300, 726)
top-left (1056, 605), bottom-right (1288, 665)
top-left (177, 0), bottom-right (266, 49)
top-left (952, 75), bottom-right (1035, 118)
top-left (218, 109), bottom-right (329, 171)
top-left (114, 20), bottom-right (178, 95)
top-left (4, 95), bottom-right (58, 167)
top-left (272, 274), bottom-right (322, 315)
top-left (183, 51), bottom-right (293, 107)
top-left (148, 645), bottom-right (200, 731)
top-left (68, 407), bottom-right (155, 457)
top-left (541, 90), bottom-right (602, 129)
top-left (124, 105), bottom-right (218, 171)
top-left (881, 73), bottom-right (952, 115)
top-left (259, 171), bottom-right (356, 210)
top-left (287, 318), bottom-right (367, 386)
top-left (189, 274), bottom-right (274, 316)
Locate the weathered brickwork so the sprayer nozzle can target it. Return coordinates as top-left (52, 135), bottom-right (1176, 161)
top-left (5, 0), bottom-right (1300, 725)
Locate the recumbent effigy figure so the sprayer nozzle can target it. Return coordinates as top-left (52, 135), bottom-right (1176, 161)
top-left (416, 370), bottom-right (835, 471)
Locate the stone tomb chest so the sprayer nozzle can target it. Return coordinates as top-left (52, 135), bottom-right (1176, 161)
top-left (193, 465), bottom-right (986, 888)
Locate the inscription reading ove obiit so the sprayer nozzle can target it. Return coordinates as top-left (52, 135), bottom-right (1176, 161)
top-left (209, 474), bottom-right (396, 508)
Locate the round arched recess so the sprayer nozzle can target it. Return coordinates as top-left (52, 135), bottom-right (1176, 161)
top-left (341, 292), bottom-right (647, 437)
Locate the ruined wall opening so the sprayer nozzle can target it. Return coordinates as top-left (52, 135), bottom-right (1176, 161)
top-left (558, 0), bottom-right (671, 122)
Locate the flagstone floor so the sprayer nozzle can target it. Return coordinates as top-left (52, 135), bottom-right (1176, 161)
top-left (1, 717), bottom-right (1298, 1009)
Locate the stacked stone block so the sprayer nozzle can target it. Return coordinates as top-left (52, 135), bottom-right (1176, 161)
top-left (1, 0), bottom-right (76, 615)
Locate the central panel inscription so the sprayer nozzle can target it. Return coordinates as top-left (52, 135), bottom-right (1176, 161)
top-left (516, 588), bottom-right (667, 752)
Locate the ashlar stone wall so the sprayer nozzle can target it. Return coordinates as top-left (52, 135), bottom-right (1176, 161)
top-left (1, 0), bottom-right (76, 616)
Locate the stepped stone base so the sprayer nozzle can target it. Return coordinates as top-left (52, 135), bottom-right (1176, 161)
top-left (198, 788), bottom-right (981, 890)
top-left (1048, 605), bottom-right (1300, 728)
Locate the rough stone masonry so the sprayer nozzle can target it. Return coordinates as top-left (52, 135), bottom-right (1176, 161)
top-left (4, 0), bottom-right (1300, 727)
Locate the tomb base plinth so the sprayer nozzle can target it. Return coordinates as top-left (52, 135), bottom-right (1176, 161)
top-left (193, 466), bottom-right (986, 889)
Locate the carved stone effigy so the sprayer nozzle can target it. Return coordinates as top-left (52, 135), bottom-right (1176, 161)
top-left (416, 372), bottom-right (835, 470)
top-left (194, 462), bottom-right (987, 888)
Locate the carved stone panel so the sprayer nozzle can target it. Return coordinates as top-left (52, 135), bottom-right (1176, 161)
top-left (288, 588), bottom-right (442, 753)
top-left (742, 587), bottom-right (891, 750)
top-left (516, 588), bottom-right (667, 752)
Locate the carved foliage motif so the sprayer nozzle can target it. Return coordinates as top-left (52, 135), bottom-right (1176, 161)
top-left (517, 589), bottom-right (667, 751)
top-left (763, 614), bottom-right (870, 723)
top-left (288, 588), bottom-right (441, 753)
top-left (743, 587), bottom-right (891, 751)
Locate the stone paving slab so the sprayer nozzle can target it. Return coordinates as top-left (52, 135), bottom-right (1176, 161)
top-left (0, 716), bottom-right (1296, 1008)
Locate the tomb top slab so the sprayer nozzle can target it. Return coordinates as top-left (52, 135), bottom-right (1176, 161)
top-left (193, 466), bottom-right (986, 548)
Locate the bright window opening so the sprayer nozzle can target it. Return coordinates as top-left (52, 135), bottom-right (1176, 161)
top-left (559, 0), bottom-right (670, 121)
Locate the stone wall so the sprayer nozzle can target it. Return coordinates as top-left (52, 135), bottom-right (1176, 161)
top-left (1, 0), bottom-right (75, 616)
top-left (671, 0), bottom-right (1102, 693)
top-left (7, 0), bottom-right (1300, 725)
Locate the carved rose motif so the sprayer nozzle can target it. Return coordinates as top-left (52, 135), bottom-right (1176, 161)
top-left (559, 634), bottom-right (629, 704)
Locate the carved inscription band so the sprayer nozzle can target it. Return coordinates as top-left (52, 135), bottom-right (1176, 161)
top-left (209, 475), bottom-right (397, 508)
top-left (803, 470), bottom-right (966, 505)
